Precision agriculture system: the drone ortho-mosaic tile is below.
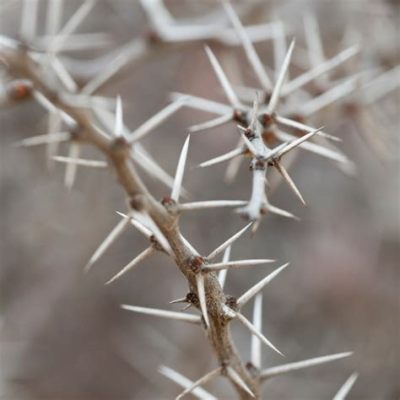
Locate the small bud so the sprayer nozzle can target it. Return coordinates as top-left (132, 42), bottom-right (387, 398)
top-left (232, 109), bottom-right (247, 125)
top-left (187, 255), bottom-right (204, 274)
top-left (128, 195), bottom-right (146, 211)
top-left (186, 292), bottom-right (199, 307)
top-left (7, 80), bottom-right (33, 101)
top-left (225, 295), bottom-right (238, 311)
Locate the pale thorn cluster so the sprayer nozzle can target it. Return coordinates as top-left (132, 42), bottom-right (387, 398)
top-left (159, 366), bottom-right (218, 400)
top-left (84, 208), bottom-right (166, 275)
top-left (333, 372), bottom-right (359, 400)
top-left (251, 294), bottom-right (263, 369)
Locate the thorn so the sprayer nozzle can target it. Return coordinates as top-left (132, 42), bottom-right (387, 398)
top-left (105, 246), bottom-right (155, 285)
top-left (267, 39), bottom-right (295, 114)
top-left (333, 373), bottom-right (359, 400)
top-left (170, 92), bottom-right (232, 116)
top-left (171, 135), bottom-right (190, 202)
top-left (251, 294), bottom-right (263, 369)
top-left (275, 126), bottom-right (323, 159)
top-left (159, 366), bottom-right (218, 400)
top-left (207, 222), bottom-right (252, 260)
top-left (84, 216), bottom-right (131, 272)
top-left (198, 147), bottom-right (244, 168)
top-left (303, 11), bottom-right (325, 70)
top-left (12, 132), bottom-right (70, 147)
top-left (204, 45), bottom-right (242, 110)
top-left (275, 115), bottom-right (341, 142)
top-left (260, 351), bottom-right (353, 380)
top-left (236, 312), bottom-right (283, 356)
top-left (169, 297), bottom-right (187, 305)
top-left (274, 130), bottom-right (349, 164)
top-left (274, 161), bottom-right (306, 206)
top-left (222, 0), bottom-right (272, 92)
top-left (53, 156), bottom-right (107, 168)
top-left (202, 259), bottom-right (275, 272)
top-left (64, 142), bottom-right (80, 190)
top-left (226, 366), bottom-right (255, 398)
top-left (121, 305), bottom-right (201, 324)
top-left (178, 200), bottom-right (247, 211)
top-left (265, 203), bottom-right (299, 220)
top-left (128, 97), bottom-right (188, 143)
top-left (175, 367), bottom-right (222, 400)
top-left (189, 113), bottom-right (233, 133)
top-left (237, 263), bottom-right (290, 307)
top-left (218, 245), bottom-right (231, 289)
top-left (196, 274), bottom-right (210, 329)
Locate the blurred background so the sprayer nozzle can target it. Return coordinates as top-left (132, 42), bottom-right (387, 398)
top-left (1, 1), bottom-right (399, 399)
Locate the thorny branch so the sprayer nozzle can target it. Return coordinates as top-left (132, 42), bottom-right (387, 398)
top-left (4, 0), bottom-right (394, 398)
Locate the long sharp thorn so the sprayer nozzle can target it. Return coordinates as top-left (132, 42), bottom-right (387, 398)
top-left (266, 203), bottom-right (299, 220)
top-left (238, 263), bottom-right (290, 307)
top-left (207, 222), bottom-right (252, 260)
top-left (202, 259), bottom-right (275, 272)
top-left (159, 366), bottom-right (218, 400)
top-left (260, 351), bottom-right (353, 380)
top-left (251, 294), bottom-right (263, 369)
top-left (105, 246), bottom-right (154, 285)
top-left (277, 127), bottom-right (323, 158)
top-left (218, 245), bottom-right (231, 289)
top-left (176, 367), bottom-right (222, 400)
top-left (178, 200), bottom-right (247, 211)
top-left (53, 156), bottom-right (107, 168)
top-left (189, 113), bottom-right (233, 133)
top-left (198, 147), bottom-right (243, 168)
top-left (128, 97), bottom-right (187, 143)
top-left (84, 216), bottom-right (130, 272)
top-left (196, 274), bottom-right (210, 328)
top-left (267, 39), bottom-right (295, 114)
top-left (121, 305), bottom-right (201, 325)
top-left (20, 0), bottom-right (39, 41)
top-left (226, 366), bottom-right (255, 398)
top-left (275, 115), bottom-right (341, 142)
top-left (333, 373), bottom-right (359, 400)
top-left (222, 1), bottom-right (272, 92)
top-left (64, 142), bottom-right (80, 190)
top-left (274, 161), bottom-right (306, 206)
top-left (171, 135), bottom-right (190, 202)
top-left (114, 96), bottom-right (123, 137)
top-left (13, 132), bottom-right (70, 147)
top-left (169, 297), bottom-right (187, 305)
top-left (275, 130), bottom-right (349, 164)
top-left (204, 45), bottom-right (242, 110)
top-left (236, 312), bottom-right (283, 357)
